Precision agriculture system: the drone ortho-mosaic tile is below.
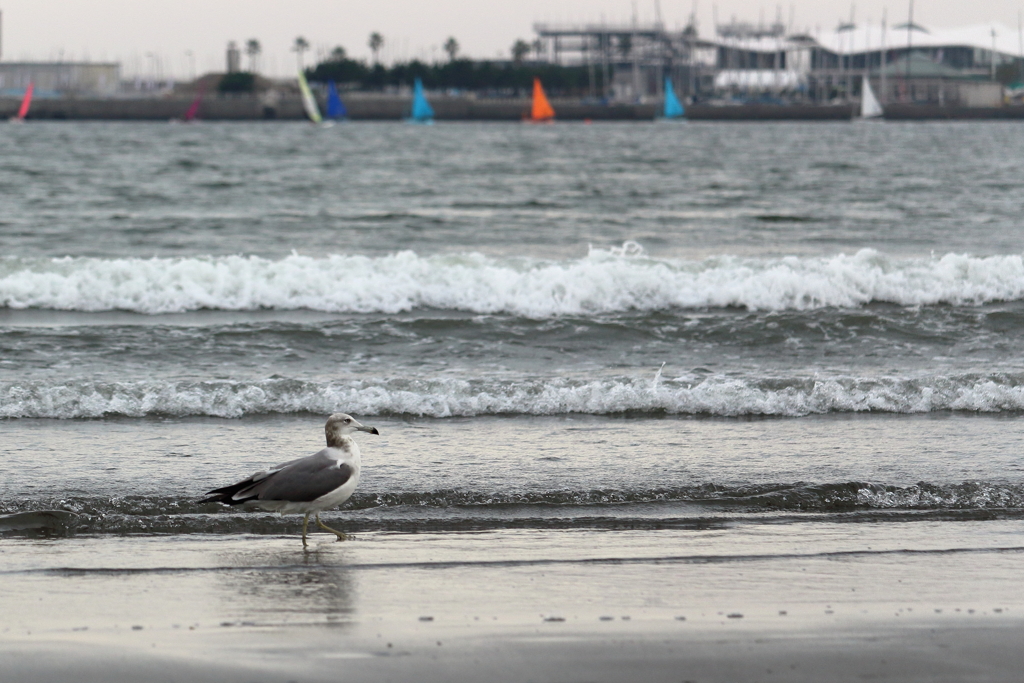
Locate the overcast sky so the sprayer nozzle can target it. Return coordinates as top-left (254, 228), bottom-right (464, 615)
top-left (0, 0), bottom-right (1020, 78)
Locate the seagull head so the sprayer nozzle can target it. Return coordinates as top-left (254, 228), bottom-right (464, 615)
top-left (325, 413), bottom-right (379, 443)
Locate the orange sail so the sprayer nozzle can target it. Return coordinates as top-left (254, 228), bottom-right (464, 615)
top-left (530, 78), bottom-right (555, 122)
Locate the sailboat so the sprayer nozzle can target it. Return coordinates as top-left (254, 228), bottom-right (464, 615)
top-left (9, 82), bottom-right (34, 123)
top-left (860, 78), bottom-right (884, 119)
top-left (409, 78), bottom-right (434, 123)
top-left (527, 78), bottom-right (555, 123)
top-left (182, 85), bottom-right (205, 122)
top-left (662, 77), bottom-right (685, 119)
top-left (326, 81), bottom-right (348, 120)
top-left (297, 71), bottom-right (323, 124)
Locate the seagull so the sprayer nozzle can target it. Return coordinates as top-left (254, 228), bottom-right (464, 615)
top-left (203, 413), bottom-right (379, 547)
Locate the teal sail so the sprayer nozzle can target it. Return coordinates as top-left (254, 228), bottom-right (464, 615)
top-left (410, 78), bottom-right (434, 122)
top-left (326, 81), bottom-right (348, 119)
top-left (663, 77), bottom-right (685, 119)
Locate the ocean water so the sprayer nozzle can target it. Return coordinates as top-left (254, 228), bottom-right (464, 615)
top-left (1, 121), bottom-right (1023, 545)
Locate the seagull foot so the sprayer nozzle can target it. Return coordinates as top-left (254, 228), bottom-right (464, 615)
top-left (315, 513), bottom-right (348, 541)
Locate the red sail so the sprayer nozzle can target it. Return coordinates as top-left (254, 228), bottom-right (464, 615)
top-left (183, 82), bottom-right (207, 122)
top-left (16, 82), bottom-right (34, 120)
top-left (184, 93), bottom-right (202, 121)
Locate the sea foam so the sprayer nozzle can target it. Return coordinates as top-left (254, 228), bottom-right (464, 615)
top-left (2, 245), bottom-right (1024, 315)
top-left (3, 373), bottom-right (1024, 419)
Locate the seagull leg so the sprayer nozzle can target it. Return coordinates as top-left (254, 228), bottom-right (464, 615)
top-left (315, 513), bottom-right (347, 541)
top-left (302, 512), bottom-right (311, 548)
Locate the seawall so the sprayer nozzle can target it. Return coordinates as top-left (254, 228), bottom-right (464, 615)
top-left (0, 94), bottom-right (657, 121)
top-left (686, 103), bottom-right (855, 120)
top-left (13, 96), bottom-right (1024, 121)
top-left (884, 104), bottom-right (1024, 120)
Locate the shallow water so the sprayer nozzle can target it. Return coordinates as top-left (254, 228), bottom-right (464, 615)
top-left (1, 121), bottom-right (1023, 552)
top-left (2, 414), bottom-right (1023, 539)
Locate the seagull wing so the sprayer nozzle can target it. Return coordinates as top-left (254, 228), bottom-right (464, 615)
top-left (202, 451), bottom-right (352, 506)
top-left (233, 450), bottom-right (354, 503)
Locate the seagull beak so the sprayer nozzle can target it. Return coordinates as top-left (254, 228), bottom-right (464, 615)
top-left (358, 425), bottom-right (380, 435)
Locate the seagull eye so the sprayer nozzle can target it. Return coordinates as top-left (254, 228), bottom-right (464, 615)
top-left (344, 418), bottom-right (351, 423)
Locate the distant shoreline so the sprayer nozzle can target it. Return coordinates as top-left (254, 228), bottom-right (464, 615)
top-left (6, 96), bottom-right (1024, 120)
top-left (0, 94), bottom-right (657, 121)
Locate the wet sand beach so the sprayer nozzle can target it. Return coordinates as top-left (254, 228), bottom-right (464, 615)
top-left (3, 526), bottom-right (1024, 683)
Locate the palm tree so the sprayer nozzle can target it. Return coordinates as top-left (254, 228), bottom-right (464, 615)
top-left (443, 37), bottom-right (460, 62)
top-left (511, 39), bottom-right (531, 65)
top-left (330, 46), bottom-right (347, 62)
top-left (292, 36), bottom-right (310, 71)
top-left (245, 39), bottom-right (261, 73)
top-left (368, 32), bottom-right (384, 64)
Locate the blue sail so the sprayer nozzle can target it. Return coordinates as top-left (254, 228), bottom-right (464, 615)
top-left (663, 78), bottom-right (685, 119)
top-left (326, 81), bottom-right (348, 119)
top-left (410, 78), bottom-right (435, 122)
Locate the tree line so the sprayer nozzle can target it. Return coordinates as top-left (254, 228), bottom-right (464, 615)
top-left (304, 57), bottom-right (603, 96)
top-left (301, 34), bottom-right (603, 96)
top-left (217, 33), bottom-right (606, 96)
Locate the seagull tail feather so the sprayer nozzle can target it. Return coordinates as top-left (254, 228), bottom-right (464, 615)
top-left (200, 478), bottom-right (259, 506)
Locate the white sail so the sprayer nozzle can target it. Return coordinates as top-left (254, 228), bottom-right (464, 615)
top-left (861, 78), bottom-right (884, 118)
top-left (297, 71), bottom-right (322, 123)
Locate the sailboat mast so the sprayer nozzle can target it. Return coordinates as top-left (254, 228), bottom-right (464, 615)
top-left (880, 10), bottom-right (887, 105)
top-left (906, 0), bottom-right (913, 86)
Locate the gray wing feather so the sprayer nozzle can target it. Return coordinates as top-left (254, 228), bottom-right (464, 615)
top-left (272, 455), bottom-right (308, 471)
top-left (237, 451), bottom-right (354, 503)
top-left (245, 456), bottom-right (307, 486)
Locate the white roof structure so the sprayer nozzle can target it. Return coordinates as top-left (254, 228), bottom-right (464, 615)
top-left (712, 22), bottom-right (1022, 59)
top-left (813, 22), bottom-right (1020, 56)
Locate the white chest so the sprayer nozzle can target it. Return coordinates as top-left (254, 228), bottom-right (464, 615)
top-left (313, 447), bottom-right (361, 510)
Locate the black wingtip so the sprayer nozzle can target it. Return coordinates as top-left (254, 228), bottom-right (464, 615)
top-left (200, 479), bottom-right (256, 506)
top-left (370, 427), bottom-right (380, 435)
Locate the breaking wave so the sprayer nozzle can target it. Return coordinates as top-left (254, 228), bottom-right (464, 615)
top-left (2, 245), bottom-right (1024, 316)
top-left (4, 373), bottom-right (1024, 419)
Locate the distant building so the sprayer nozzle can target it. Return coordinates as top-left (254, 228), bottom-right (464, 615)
top-left (0, 62), bottom-right (120, 97)
top-left (533, 22), bottom-right (702, 101)
top-left (712, 22), bottom-right (1020, 103)
top-left (533, 20), bottom-right (1022, 105)
top-left (226, 42), bottom-right (241, 74)
top-left (866, 53), bottom-right (1004, 107)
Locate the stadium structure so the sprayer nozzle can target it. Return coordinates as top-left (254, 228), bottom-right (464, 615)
top-left (532, 18), bottom-right (1021, 107)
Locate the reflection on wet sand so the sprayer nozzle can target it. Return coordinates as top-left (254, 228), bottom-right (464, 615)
top-left (215, 544), bottom-right (357, 626)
